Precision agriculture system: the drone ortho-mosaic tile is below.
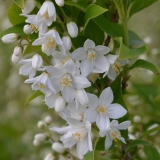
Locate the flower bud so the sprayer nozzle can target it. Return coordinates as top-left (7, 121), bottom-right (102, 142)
top-left (52, 142), bottom-right (65, 153)
top-left (37, 121), bottom-right (46, 129)
top-left (67, 21), bottom-right (78, 38)
top-left (11, 53), bottom-right (21, 64)
top-left (44, 153), bottom-right (55, 160)
top-left (33, 139), bottom-right (41, 146)
top-left (2, 33), bottom-right (18, 43)
top-left (44, 116), bottom-right (52, 125)
top-left (23, 24), bottom-right (33, 34)
top-left (55, 0), bottom-right (64, 6)
top-left (22, 0), bottom-right (36, 15)
top-left (55, 96), bottom-right (65, 112)
top-left (34, 133), bottom-right (48, 141)
top-left (62, 35), bottom-right (72, 51)
top-left (32, 54), bottom-right (43, 69)
top-left (13, 46), bottom-right (23, 56)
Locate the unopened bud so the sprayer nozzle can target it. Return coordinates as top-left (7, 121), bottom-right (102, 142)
top-left (55, 0), bottom-right (64, 6)
top-left (67, 21), bottom-right (78, 38)
top-left (13, 46), bottom-right (23, 56)
top-left (22, 0), bottom-right (36, 15)
top-left (52, 142), bottom-right (65, 153)
top-left (44, 153), bottom-right (55, 160)
top-left (11, 53), bottom-right (21, 64)
top-left (32, 54), bottom-right (43, 69)
top-left (133, 115), bottom-right (141, 123)
top-left (44, 116), bottom-right (52, 125)
top-left (62, 35), bottom-right (72, 51)
top-left (37, 121), bottom-right (46, 129)
top-left (55, 96), bottom-right (65, 112)
top-left (2, 33), bottom-right (18, 43)
top-left (23, 24), bottom-right (33, 34)
top-left (33, 139), bottom-right (41, 146)
top-left (34, 133), bottom-right (48, 141)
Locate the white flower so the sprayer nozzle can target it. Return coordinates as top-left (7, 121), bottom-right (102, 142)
top-left (52, 142), bottom-right (65, 153)
top-left (2, 33), bottom-right (18, 43)
top-left (25, 72), bottom-right (56, 96)
top-left (84, 87), bottom-right (127, 131)
top-left (67, 21), bottom-right (78, 38)
top-left (44, 116), bottom-right (52, 125)
top-left (34, 133), bottom-right (48, 141)
top-left (51, 118), bottom-right (93, 159)
top-left (23, 24), bottom-right (33, 34)
top-left (55, 0), bottom-right (64, 6)
top-left (46, 59), bottom-right (91, 103)
top-left (32, 29), bottom-right (63, 55)
top-left (100, 120), bottom-right (130, 150)
top-left (11, 53), bottom-right (21, 64)
top-left (72, 39), bottom-right (110, 76)
top-left (37, 0), bottom-right (56, 26)
top-left (44, 153), bottom-right (55, 160)
top-left (32, 54), bottom-right (43, 69)
top-left (62, 35), bottom-right (72, 51)
top-left (13, 46), bottom-right (23, 56)
top-left (22, 0), bottom-right (36, 15)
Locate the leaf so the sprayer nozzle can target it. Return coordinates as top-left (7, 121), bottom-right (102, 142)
top-left (84, 151), bottom-right (94, 160)
top-left (84, 20), bottom-right (105, 45)
top-left (144, 145), bottom-right (160, 160)
top-left (8, 3), bottom-right (26, 25)
top-left (130, 59), bottom-right (159, 75)
top-left (24, 90), bottom-right (43, 105)
top-left (115, 37), bottom-right (147, 59)
top-left (125, 139), bottom-right (151, 154)
top-left (84, 4), bottom-right (107, 31)
top-left (129, 0), bottom-right (158, 17)
top-left (65, 1), bottom-right (86, 12)
top-left (128, 30), bottom-right (144, 46)
top-left (95, 137), bottom-right (105, 151)
top-left (13, 0), bottom-right (24, 8)
top-left (93, 15), bottom-right (124, 39)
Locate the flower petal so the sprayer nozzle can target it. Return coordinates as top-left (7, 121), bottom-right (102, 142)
top-left (95, 46), bottom-right (110, 55)
top-left (45, 93), bottom-right (57, 108)
top-left (84, 108), bottom-right (97, 122)
top-left (61, 87), bottom-right (75, 103)
top-left (99, 87), bottom-right (113, 106)
top-left (46, 66), bottom-right (64, 78)
top-left (32, 37), bottom-right (47, 46)
top-left (72, 47), bottom-right (86, 60)
top-left (50, 126), bottom-right (71, 134)
top-left (116, 121), bottom-right (131, 130)
top-left (64, 59), bottom-right (76, 75)
top-left (87, 93), bottom-right (99, 108)
top-left (106, 54), bottom-right (118, 64)
top-left (108, 104), bottom-right (127, 119)
top-left (84, 39), bottom-right (95, 50)
top-left (105, 132), bottom-right (112, 150)
top-left (106, 65), bottom-right (116, 80)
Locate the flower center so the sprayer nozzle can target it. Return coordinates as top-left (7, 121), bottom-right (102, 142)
top-left (38, 83), bottom-right (45, 89)
top-left (97, 105), bottom-right (107, 115)
top-left (43, 11), bottom-right (49, 19)
top-left (60, 74), bottom-right (72, 87)
top-left (111, 131), bottom-right (121, 142)
top-left (113, 63), bottom-right (122, 72)
top-left (72, 132), bottom-right (82, 142)
top-left (87, 49), bottom-right (96, 61)
top-left (30, 24), bottom-right (38, 33)
top-left (61, 59), bottom-right (69, 65)
top-left (46, 38), bottom-right (56, 50)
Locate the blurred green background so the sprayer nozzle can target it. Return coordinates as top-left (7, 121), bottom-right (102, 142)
top-left (0, 1), bottom-right (160, 160)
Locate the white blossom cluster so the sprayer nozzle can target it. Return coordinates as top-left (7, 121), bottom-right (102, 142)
top-left (1, 0), bottom-right (130, 159)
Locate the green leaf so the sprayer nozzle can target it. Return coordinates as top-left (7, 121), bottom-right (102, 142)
top-left (95, 137), bottom-right (105, 151)
top-left (129, 0), bottom-right (158, 17)
top-left (125, 139), bottom-right (151, 154)
top-left (129, 30), bottom-right (144, 46)
top-left (13, 0), bottom-right (24, 8)
top-left (84, 4), bottom-right (107, 31)
top-left (84, 151), bottom-right (93, 160)
top-left (24, 90), bottom-right (43, 105)
top-left (115, 37), bottom-right (147, 59)
top-left (144, 145), bottom-right (160, 160)
top-left (84, 20), bottom-right (105, 45)
top-left (8, 3), bottom-right (26, 25)
top-left (130, 59), bottom-right (159, 75)
top-left (65, 1), bottom-right (86, 12)
top-left (93, 15), bottom-right (124, 39)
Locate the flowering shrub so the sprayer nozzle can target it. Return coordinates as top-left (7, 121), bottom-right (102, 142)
top-left (1, 0), bottom-right (160, 159)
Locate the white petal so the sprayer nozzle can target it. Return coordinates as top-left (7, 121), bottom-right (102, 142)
top-left (106, 54), bottom-right (118, 64)
top-left (87, 93), bottom-right (99, 108)
top-left (61, 87), bottom-right (75, 103)
top-left (108, 104), bottom-right (127, 119)
top-left (45, 93), bottom-right (57, 108)
top-left (94, 55), bottom-right (110, 72)
top-left (99, 87), bottom-right (113, 106)
top-left (32, 37), bottom-right (47, 45)
top-left (120, 137), bottom-right (126, 143)
top-left (105, 132), bottom-right (112, 150)
top-left (95, 46), bottom-right (110, 55)
top-left (84, 39), bottom-right (95, 50)
top-left (107, 66), bottom-right (116, 80)
top-left (55, 96), bottom-right (66, 112)
top-left (116, 121), bottom-right (131, 130)
top-left (80, 58), bottom-right (94, 76)
top-left (46, 66), bottom-right (64, 78)
top-left (72, 48), bottom-right (86, 60)
top-left (72, 75), bottom-right (91, 89)
top-left (64, 59), bottom-right (76, 75)
top-left (52, 79), bottom-right (62, 93)
top-left (84, 108), bottom-right (97, 122)
top-left (50, 126), bottom-right (71, 134)
top-left (54, 30), bottom-right (63, 45)
top-left (110, 120), bottom-right (119, 127)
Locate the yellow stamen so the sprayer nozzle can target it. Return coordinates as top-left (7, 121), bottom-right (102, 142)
top-left (72, 132), bottom-right (82, 142)
top-left (97, 105), bottom-right (107, 115)
top-left (43, 11), bottom-right (49, 19)
top-left (38, 83), bottom-right (45, 89)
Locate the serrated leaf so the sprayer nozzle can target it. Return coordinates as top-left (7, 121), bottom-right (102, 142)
top-left (65, 1), bottom-right (86, 12)
top-left (24, 90), bottom-right (43, 105)
top-left (130, 59), bottom-right (159, 75)
top-left (13, 0), bottom-right (24, 8)
top-left (93, 15), bottom-right (124, 39)
top-left (115, 37), bottom-right (147, 59)
top-left (144, 145), bottom-right (160, 160)
top-left (8, 3), bottom-right (25, 25)
top-left (125, 139), bottom-right (151, 154)
top-left (84, 4), bottom-right (107, 31)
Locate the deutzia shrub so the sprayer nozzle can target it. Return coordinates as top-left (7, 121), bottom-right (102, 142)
top-left (1, 0), bottom-right (160, 160)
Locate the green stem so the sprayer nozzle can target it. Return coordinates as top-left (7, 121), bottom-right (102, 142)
top-left (56, 14), bottom-right (66, 31)
top-left (60, 7), bottom-right (68, 19)
top-left (122, 18), bottom-right (129, 47)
